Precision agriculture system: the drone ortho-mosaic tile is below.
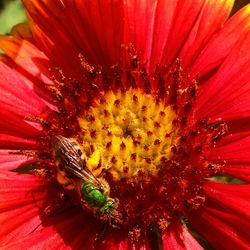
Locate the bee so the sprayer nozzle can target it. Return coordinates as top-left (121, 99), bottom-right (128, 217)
top-left (52, 135), bottom-right (122, 227)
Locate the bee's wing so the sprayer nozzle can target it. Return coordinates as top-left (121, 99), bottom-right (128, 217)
top-left (52, 135), bottom-right (101, 187)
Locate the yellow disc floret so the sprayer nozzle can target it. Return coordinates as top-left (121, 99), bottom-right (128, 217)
top-left (78, 89), bottom-right (177, 181)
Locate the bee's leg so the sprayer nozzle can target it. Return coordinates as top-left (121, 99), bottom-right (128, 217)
top-left (95, 223), bottom-right (109, 245)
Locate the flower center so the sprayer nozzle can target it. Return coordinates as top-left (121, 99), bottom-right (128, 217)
top-left (77, 89), bottom-right (177, 181)
top-left (51, 85), bottom-right (209, 238)
top-left (29, 57), bottom-right (228, 243)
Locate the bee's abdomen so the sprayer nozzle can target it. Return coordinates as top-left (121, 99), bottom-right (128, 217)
top-left (81, 182), bottom-right (106, 207)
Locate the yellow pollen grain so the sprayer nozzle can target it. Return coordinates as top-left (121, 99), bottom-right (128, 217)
top-left (78, 89), bottom-right (178, 181)
top-left (56, 169), bottom-right (75, 190)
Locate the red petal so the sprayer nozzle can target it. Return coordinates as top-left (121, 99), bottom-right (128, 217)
top-left (123, 0), bottom-right (178, 71)
top-left (195, 28), bottom-right (250, 122)
top-left (188, 205), bottom-right (250, 249)
top-left (22, 0), bottom-right (124, 73)
top-left (222, 165), bottom-right (250, 182)
top-left (0, 150), bottom-right (34, 171)
top-left (163, 219), bottom-right (203, 250)
top-left (161, 0), bottom-right (232, 69)
top-left (0, 36), bottom-right (54, 89)
top-left (0, 172), bottom-right (47, 245)
top-left (205, 207), bottom-right (250, 242)
top-left (0, 171), bottom-right (118, 249)
top-left (2, 207), bottom-right (102, 250)
top-left (22, 0), bottom-right (234, 74)
top-left (191, 4), bottom-right (250, 77)
top-left (204, 181), bottom-right (250, 221)
top-left (0, 134), bottom-right (38, 150)
top-left (0, 172), bottom-right (46, 212)
top-left (0, 107), bottom-right (39, 136)
top-left (147, 0), bottom-right (178, 70)
top-left (22, 0), bottom-right (176, 72)
top-left (211, 133), bottom-right (250, 182)
top-left (0, 58), bottom-right (51, 117)
top-left (1, 227), bottom-right (68, 250)
top-left (0, 204), bottom-right (45, 246)
top-left (0, 106), bottom-right (40, 149)
top-left (206, 133), bottom-right (250, 164)
top-left (38, 208), bottom-right (100, 250)
top-left (180, 0), bottom-right (233, 69)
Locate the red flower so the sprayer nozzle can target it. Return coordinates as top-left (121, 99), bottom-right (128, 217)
top-left (0, 0), bottom-right (250, 249)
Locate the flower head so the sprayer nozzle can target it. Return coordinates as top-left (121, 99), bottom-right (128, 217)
top-left (0, 0), bottom-right (250, 249)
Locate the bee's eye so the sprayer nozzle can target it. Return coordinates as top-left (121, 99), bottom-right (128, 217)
top-left (77, 149), bottom-right (82, 155)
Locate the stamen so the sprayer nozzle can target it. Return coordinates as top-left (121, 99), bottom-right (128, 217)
top-left (78, 89), bottom-right (177, 181)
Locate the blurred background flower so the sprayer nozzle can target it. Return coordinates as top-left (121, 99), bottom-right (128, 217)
top-left (0, 0), bottom-right (26, 34)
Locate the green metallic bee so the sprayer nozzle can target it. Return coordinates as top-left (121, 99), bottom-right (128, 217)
top-left (52, 135), bottom-right (122, 227)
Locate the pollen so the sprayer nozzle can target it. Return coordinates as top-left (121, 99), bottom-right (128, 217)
top-left (78, 89), bottom-right (177, 181)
